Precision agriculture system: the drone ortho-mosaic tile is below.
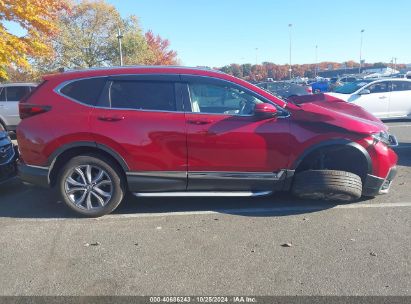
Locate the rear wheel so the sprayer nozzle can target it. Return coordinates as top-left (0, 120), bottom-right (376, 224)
top-left (58, 154), bottom-right (126, 217)
top-left (292, 170), bottom-right (362, 202)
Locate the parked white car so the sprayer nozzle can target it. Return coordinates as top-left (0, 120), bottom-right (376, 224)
top-left (0, 83), bottom-right (37, 131)
top-left (326, 79), bottom-right (411, 119)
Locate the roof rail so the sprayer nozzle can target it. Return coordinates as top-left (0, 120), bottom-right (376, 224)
top-left (59, 65), bottom-right (224, 74)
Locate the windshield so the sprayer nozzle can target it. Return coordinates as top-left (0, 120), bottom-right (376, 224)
top-left (255, 83), bottom-right (288, 102)
top-left (334, 80), bottom-right (372, 94)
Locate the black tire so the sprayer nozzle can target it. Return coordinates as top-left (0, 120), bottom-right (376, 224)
top-left (292, 170), bottom-right (362, 202)
top-left (58, 153), bottom-right (126, 217)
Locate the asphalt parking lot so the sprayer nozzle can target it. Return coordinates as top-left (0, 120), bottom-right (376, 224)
top-left (1, 121), bottom-right (410, 296)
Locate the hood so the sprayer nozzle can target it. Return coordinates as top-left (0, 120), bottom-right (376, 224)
top-left (288, 94), bottom-right (387, 134)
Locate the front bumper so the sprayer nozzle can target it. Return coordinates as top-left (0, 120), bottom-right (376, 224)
top-left (362, 166), bottom-right (397, 197)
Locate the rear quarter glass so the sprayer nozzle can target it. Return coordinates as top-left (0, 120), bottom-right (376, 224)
top-left (59, 77), bottom-right (107, 106)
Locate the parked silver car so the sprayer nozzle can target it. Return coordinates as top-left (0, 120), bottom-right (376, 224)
top-left (0, 83), bottom-right (37, 131)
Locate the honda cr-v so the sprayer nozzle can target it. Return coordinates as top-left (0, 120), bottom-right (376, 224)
top-left (17, 67), bottom-right (398, 217)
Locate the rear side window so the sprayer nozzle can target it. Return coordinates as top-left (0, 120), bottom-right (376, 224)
top-left (60, 77), bottom-right (106, 105)
top-left (0, 88), bottom-right (5, 101)
top-left (391, 81), bottom-right (411, 91)
top-left (109, 81), bottom-right (176, 111)
top-left (6, 86), bottom-right (30, 101)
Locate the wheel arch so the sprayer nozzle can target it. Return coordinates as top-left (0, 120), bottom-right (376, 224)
top-left (291, 139), bottom-right (372, 179)
top-left (48, 141), bottom-right (129, 186)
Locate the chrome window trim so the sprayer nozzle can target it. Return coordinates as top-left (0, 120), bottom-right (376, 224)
top-left (53, 74), bottom-right (290, 118)
top-left (54, 75), bottom-right (183, 114)
top-left (53, 76), bottom-right (109, 108)
top-left (181, 74), bottom-right (290, 119)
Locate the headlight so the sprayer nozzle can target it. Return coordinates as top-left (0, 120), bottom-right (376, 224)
top-left (372, 131), bottom-right (398, 147)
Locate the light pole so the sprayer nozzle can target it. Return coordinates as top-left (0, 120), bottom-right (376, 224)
top-left (359, 29), bottom-right (365, 74)
top-left (288, 24), bottom-right (292, 80)
top-left (117, 28), bottom-right (124, 66)
top-left (314, 45), bottom-right (318, 78)
top-left (255, 48), bottom-right (259, 65)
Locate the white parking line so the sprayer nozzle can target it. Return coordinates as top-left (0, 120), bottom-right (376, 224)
top-left (7, 201), bottom-right (411, 222)
top-left (102, 202), bottom-right (411, 219)
top-left (387, 124), bottom-right (411, 128)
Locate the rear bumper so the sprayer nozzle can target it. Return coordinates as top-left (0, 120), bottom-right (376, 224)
top-left (362, 166), bottom-right (397, 196)
top-left (17, 161), bottom-right (50, 188)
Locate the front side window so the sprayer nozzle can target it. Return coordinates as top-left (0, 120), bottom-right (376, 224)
top-left (109, 81), bottom-right (176, 111)
top-left (188, 83), bottom-right (264, 115)
top-left (6, 86), bottom-right (30, 101)
top-left (366, 82), bottom-right (390, 94)
top-left (334, 80), bottom-right (372, 94)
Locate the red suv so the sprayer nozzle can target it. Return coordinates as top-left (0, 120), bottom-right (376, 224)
top-left (17, 67), bottom-right (398, 217)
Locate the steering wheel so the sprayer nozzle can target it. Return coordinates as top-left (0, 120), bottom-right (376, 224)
top-left (239, 100), bottom-right (254, 115)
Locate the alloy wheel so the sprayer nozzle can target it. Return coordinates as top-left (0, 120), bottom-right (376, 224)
top-left (64, 165), bottom-right (113, 210)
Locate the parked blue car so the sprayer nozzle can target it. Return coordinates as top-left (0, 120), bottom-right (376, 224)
top-left (310, 80), bottom-right (329, 93)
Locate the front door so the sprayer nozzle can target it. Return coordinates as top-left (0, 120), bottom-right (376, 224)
top-left (182, 76), bottom-right (291, 191)
top-left (354, 81), bottom-right (391, 119)
top-left (90, 75), bottom-right (188, 192)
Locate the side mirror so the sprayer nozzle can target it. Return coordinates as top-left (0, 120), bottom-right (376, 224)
top-left (254, 103), bottom-right (278, 118)
top-left (359, 89), bottom-right (371, 95)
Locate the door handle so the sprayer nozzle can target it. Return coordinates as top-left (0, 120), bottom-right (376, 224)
top-left (379, 96), bottom-right (387, 99)
top-left (97, 115), bottom-right (125, 122)
top-left (187, 119), bottom-right (212, 125)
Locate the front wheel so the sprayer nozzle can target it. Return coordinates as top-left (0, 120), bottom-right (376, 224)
top-left (292, 170), bottom-right (362, 202)
top-left (58, 154), bottom-right (126, 217)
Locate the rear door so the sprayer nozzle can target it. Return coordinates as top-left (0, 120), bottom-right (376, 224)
top-left (90, 75), bottom-right (188, 192)
top-left (389, 81), bottom-right (411, 118)
top-left (354, 81), bottom-right (391, 118)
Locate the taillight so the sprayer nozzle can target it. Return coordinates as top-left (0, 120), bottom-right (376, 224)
top-left (19, 104), bottom-right (51, 119)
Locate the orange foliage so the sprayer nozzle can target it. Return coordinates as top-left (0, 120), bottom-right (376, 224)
top-left (145, 30), bottom-right (178, 65)
top-left (0, 0), bottom-right (70, 79)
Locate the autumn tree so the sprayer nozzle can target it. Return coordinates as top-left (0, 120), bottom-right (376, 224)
top-left (50, 0), bottom-right (123, 69)
top-left (0, 0), bottom-right (69, 80)
top-left (121, 16), bottom-right (153, 65)
top-left (32, 0), bottom-right (178, 73)
top-left (145, 30), bottom-right (178, 65)
top-left (219, 60), bottom-right (395, 81)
